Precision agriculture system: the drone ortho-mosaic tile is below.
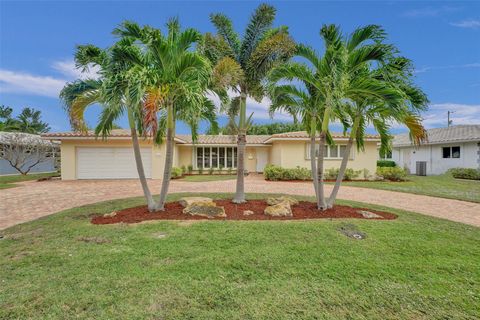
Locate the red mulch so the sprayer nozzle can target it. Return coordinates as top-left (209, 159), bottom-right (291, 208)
top-left (91, 200), bottom-right (397, 225)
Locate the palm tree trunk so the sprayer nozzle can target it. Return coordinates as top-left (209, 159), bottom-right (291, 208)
top-left (127, 109), bottom-right (155, 212)
top-left (327, 137), bottom-right (353, 208)
top-left (233, 92), bottom-right (247, 204)
top-left (156, 102), bottom-right (175, 211)
top-left (310, 134), bottom-right (319, 200)
top-left (316, 131), bottom-right (327, 210)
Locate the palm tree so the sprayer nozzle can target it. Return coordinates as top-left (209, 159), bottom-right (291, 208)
top-left (326, 57), bottom-right (428, 208)
top-left (269, 25), bottom-right (406, 210)
top-left (60, 40), bottom-right (157, 211)
top-left (113, 19), bottom-right (218, 210)
top-left (202, 3), bottom-right (296, 203)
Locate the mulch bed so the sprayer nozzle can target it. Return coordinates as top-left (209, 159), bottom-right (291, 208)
top-left (91, 200), bottom-right (397, 225)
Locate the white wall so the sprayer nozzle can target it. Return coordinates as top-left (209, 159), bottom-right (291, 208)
top-left (393, 141), bottom-right (479, 175)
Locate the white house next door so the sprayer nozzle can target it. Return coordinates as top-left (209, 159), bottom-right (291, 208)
top-left (76, 147), bottom-right (152, 179)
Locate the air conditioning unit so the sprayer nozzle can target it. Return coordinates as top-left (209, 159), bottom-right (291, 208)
top-left (416, 161), bottom-right (427, 176)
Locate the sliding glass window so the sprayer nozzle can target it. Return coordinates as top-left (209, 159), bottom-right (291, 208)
top-left (195, 146), bottom-right (237, 169)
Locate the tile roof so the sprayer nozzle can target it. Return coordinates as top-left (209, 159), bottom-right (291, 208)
top-left (42, 129), bottom-right (132, 138)
top-left (265, 131), bottom-right (380, 140)
top-left (393, 125), bottom-right (480, 147)
top-left (175, 134), bottom-right (271, 144)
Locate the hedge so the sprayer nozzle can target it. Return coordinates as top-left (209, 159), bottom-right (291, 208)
top-left (376, 166), bottom-right (407, 181)
top-left (448, 168), bottom-right (480, 180)
top-left (377, 160), bottom-right (396, 167)
top-left (171, 167), bottom-right (183, 179)
top-left (263, 165), bottom-right (311, 181)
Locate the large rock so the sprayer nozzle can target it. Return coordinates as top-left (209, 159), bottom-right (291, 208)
top-left (183, 203), bottom-right (226, 219)
top-left (266, 196), bottom-right (299, 206)
top-left (357, 210), bottom-right (382, 219)
top-left (264, 201), bottom-right (292, 217)
top-left (179, 197), bottom-right (215, 208)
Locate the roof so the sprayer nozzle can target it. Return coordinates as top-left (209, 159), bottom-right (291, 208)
top-left (263, 131), bottom-right (380, 142)
top-left (175, 134), bottom-right (271, 145)
top-left (393, 125), bottom-right (480, 147)
top-left (41, 130), bottom-right (380, 145)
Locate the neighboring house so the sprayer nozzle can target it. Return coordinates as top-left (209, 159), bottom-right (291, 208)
top-left (392, 125), bottom-right (480, 175)
top-left (0, 132), bottom-right (60, 176)
top-left (41, 129), bottom-right (381, 180)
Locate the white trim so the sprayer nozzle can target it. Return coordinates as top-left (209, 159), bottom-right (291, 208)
top-left (42, 136), bottom-right (185, 143)
top-left (264, 137), bottom-right (380, 143)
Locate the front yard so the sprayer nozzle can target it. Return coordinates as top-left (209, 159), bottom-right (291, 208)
top-left (333, 174), bottom-right (480, 203)
top-left (0, 172), bottom-right (58, 189)
top-left (1, 193), bottom-right (479, 319)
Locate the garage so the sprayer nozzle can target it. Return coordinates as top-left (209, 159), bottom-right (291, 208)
top-left (76, 147), bottom-right (152, 179)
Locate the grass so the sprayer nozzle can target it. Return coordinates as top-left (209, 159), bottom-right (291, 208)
top-left (333, 174), bottom-right (480, 203)
top-left (180, 174), bottom-right (237, 182)
top-left (1, 192), bottom-right (479, 319)
top-left (0, 172), bottom-right (59, 189)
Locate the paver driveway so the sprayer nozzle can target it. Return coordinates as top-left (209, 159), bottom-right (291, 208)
top-left (1, 175), bottom-right (479, 229)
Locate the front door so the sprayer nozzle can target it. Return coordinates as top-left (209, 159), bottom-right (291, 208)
top-left (256, 148), bottom-right (268, 172)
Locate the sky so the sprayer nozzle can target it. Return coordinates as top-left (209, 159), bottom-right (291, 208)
top-left (1, 0), bottom-right (479, 134)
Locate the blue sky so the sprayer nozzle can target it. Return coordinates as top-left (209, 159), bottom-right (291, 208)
top-left (1, 0), bottom-right (479, 134)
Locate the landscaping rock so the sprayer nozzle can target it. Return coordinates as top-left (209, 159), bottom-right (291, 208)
top-left (266, 196), bottom-right (299, 206)
top-left (264, 201), bottom-right (292, 217)
top-left (183, 203), bottom-right (226, 219)
top-left (179, 197), bottom-right (215, 208)
top-left (103, 211), bottom-right (117, 218)
top-left (338, 223), bottom-right (366, 240)
top-left (243, 210), bottom-right (254, 216)
top-left (357, 210), bottom-right (382, 219)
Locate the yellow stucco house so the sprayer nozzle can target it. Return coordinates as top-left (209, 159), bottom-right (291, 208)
top-left (42, 130), bottom-right (380, 180)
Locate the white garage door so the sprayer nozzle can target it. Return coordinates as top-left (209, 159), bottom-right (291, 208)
top-left (77, 147), bottom-right (152, 179)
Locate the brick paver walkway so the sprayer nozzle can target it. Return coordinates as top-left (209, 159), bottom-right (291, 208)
top-left (1, 175), bottom-right (479, 230)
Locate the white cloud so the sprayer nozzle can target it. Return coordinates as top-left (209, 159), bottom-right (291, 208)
top-left (403, 6), bottom-right (461, 18)
top-left (422, 103), bottom-right (480, 128)
top-left (51, 60), bottom-right (100, 80)
top-left (0, 59), bottom-right (100, 98)
top-left (414, 62), bottom-right (480, 74)
top-left (0, 69), bottom-right (66, 98)
top-left (207, 90), bottom-right (294, 122)
top-left (450, 19), bottom-right (480, 29)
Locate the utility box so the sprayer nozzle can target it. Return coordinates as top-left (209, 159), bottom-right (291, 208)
top-left (416, 161), bottom-right (427, 176)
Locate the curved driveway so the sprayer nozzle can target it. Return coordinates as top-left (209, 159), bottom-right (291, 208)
top-left (1, 175), bottom-right (479, 230)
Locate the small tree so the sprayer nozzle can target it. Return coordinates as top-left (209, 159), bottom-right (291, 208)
top-left (0, 132), bottom-right (59, 175)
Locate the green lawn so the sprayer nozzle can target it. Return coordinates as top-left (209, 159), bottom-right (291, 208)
top-left (334, 174), bottom-right (480, 203)
top-left (0, 172), bottom-right (59, 189)
top-left (180, 174), bottom-right (237, 182)
top-left (1, 193), bottom-right (479, 319)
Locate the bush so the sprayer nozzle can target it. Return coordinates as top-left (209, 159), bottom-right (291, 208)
top-left (171, 167), bottom-right (183, 179)
top-left (263, 165), bottom-right (311, 181)
top-left (181, 165), bottom-right (187, 174)
top-left (324, 168), bottom-right (361, 181)
top-left (448, 168), bottom-right (480, 180)
top-left (377, 160), bottom-right (396, 167)
top-left (187, 165), bottom-right (193, 174)
top-left (376, 166), bottom-right (407, 181)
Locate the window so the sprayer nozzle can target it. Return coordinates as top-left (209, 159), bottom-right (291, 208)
top-left (195, 146), bottom-right (237, 169)
top-left (379, 150), bottom-right (392, 160)
top-left (306, 144), bottom-right (349, 159)
top-left (442, 146), bottom-right (460, 159)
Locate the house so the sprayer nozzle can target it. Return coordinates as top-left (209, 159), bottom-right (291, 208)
top-left (0, 132), bottom-right (59, 176)
top-left (41, 129), bottom-right (381, 180)
top-left (392, 125), bottom-right (480, 175)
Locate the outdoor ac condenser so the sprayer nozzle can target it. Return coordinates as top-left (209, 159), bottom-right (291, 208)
top-left (416, 161), bottom-right (427, 176)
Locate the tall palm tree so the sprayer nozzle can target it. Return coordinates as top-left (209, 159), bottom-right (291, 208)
top-left (202, 3), bottom-right (296, 203)
top-left (269, 25), bottom-right (406, 210)
top-left (113, 19), bottom-right (218, 210)
top-left (327, 57), bottom-right (428, 208)
top-left (59, 40), bottom-right (157, 211)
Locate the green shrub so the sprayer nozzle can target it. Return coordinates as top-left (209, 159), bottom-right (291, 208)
top-left (448, 168), bottom-right (480, 180)
top-left (377, 160), bottom-right (396, 167)
top-left (263, 165), bottom-right (311, 181)
top-left (181, 165), bottom-right (187, 174)
top-left (376, 166), bottom-right (407, 181)
top-left (171, 167), bottom-right (183, 179)
top-left (187, 165), bottom-right (193, 174)
top-left (208, 167), bottom-right (214, 175)
top-left (324, 168), bottom-right (361, 181)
